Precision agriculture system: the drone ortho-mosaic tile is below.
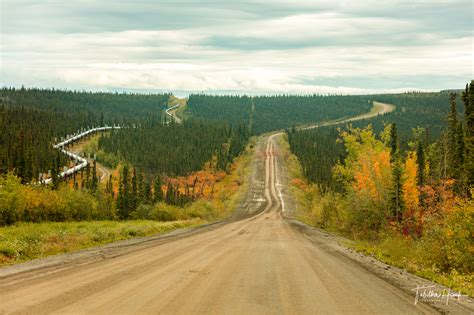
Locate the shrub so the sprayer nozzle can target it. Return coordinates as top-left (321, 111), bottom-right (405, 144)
top-left (0, 173), bottom-right (116, 225)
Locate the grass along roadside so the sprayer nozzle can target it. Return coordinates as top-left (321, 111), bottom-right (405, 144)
top-left (278, 133), bottom-right (473, 297)
top-left (0, 219), bottom-right (202, 266)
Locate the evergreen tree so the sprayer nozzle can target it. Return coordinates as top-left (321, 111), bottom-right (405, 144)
top-left (73, 170), bottom-right (77, 189)
top-left (85, 162), bottom-right (91, 189)
top-left (153, 176), bottom-right (164, 203)
top-left (51, 160), bottom-right (59, 190)
top-left (116, 174), bottom-right (124, 218)
top-left (131, 168), bottom-right (138, 211)
top-left (137, 170), bottom-right (144, 201)
top-left (447, 92), bottom-right (461, 180)
top-left (454, 123), bottom-right (466, 192)
top-left (117, 165), bottom-right (131, 219)
top-left (91, 160), bottom-right (98, 191)
top-left (165, 182), bottom-right (173, 204)
top-left (462, 81), bottom-right (474, 188)
top-left (389, 123), bottom-right (398, 163)
top-left (389, 123), bottom-right (404, 221)
top-left (144, 178), bottom-right (152, 204)
top-left (416, 141), bottom-right (425, 187)
top-left (106, 175), bottom-right (114, 198)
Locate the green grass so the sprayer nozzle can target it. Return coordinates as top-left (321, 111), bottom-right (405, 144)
top-left (0, 219), bottom-right (202, 266)
top-left (350, 237), bottom-right (473, 297)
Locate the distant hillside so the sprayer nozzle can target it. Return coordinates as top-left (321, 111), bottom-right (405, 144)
top-left (0, 87), bottom-right (169, 182)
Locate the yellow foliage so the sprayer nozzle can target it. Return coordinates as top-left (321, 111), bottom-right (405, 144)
top-left (403, 151), bottom-right (419, 215)
top-left (351, 146), bottom-right (391, 205)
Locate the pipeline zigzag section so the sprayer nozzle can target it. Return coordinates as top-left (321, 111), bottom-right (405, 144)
top-left (43, 126), bottom-right (123, 184)
top-left (44, 103), bottom-right (181, 185)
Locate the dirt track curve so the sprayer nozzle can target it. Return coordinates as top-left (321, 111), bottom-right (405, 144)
top-left (0, 102), bottom-right (471, 314)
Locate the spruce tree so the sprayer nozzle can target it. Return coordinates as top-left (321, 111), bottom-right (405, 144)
top-left (120, 165), bottom-right (130, 219)
top-left (153, 176), bottom-right (164, 203)
top-left (389, 123), bottom-right (404, 222)
top-left (416, 141), bottom-right (425, 187)
top-left (454, 123), bottom-right (466, 192)
top-left (165, 182), bottom-right (173, 204)
top-left (131, 168), bottom-right (138, 211)
top-left (144, 178), bottom-right (152, 204)
top-left (73, 170), bottom-right (77, 189)
top-left (462, 81), bottom-right (474, 188)
top-left (389, 123), bottom-right (398, 163)
top-left (137, 170), bottom-right (144, 201)
top-left (85, 162), bottom-right (91, 189)
top-left (447, 92), bottom-right (461, 180)
top-left (51, 159), bottom-right (59, 190)
top-left (116, 174), bottom-right (124, 218)
top-left (91, 160), bottom-right (98, 191)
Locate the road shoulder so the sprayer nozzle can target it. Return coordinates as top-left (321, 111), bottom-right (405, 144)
top-left (288, 219), bottom-right (474, 314)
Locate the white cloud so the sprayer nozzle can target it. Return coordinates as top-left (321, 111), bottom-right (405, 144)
top-left (1, 1), bottom-right (472, 94)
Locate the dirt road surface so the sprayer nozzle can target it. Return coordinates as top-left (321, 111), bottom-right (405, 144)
top-left (0, 103), bottom-right (471, 314)
top-left (69, 138), bottom-right (111, 182)
top-left (299, 101), bottom-right (395, 131)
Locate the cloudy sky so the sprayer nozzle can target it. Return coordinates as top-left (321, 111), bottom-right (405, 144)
top-left (1, 0), bottom-right (472, 95)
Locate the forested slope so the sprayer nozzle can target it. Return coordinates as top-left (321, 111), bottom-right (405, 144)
top-left (186, 94), bottom-right (373, 134)
top-left (186, 93), bottom-right (454, 136)
top-left (0, 88), bottom-right (169, 182)
top-left (252, 95), bottom-right (373, 134)
top-left (98, 119), bottom-right (249, 177)
top-left (344, 92), bottom-right (461, 141)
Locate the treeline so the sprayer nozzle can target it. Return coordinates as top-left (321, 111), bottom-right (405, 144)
top-left (288, 82), bottom-right (473, 278)
top-left (114, 166), bottom-right (200, 219)
top-left (345, 92), bottom-right (460, 144)
top-left (252, 95), bottom-right (373, 134)
top-left (98, 119), bottom-right (250, 177)
top-left (0, 168), bottom-right (191, 225)
top-left (1, 87), bottom-right (169, 125)
top-left (0, 87), bottom-right (169, 183)
top-left (186, 94), bottom-right (373, 135)
top-left (186, 92), bottom-right (456, 139)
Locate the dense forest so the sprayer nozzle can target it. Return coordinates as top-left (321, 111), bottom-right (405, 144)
top-left (0, 87), bottom-right (169, 124)
top-left (287, 126), bottom-right (345, 191)
top-left (186, 93), bottom-right (453, 136)
top-left (287, 82), bottom-right (473, 290)
top-left (252, 95), bottom-right (372, 134)
top-left (186, 94), bottom-right (253, 127)
top-left (98, 118), bottom-right (249, 177)
top-left (0, 87), bottom-right (169, 182)
top-left (344, 92), bottom-right (461, 142)
top-left (187, 94), bottom-right (373, 134)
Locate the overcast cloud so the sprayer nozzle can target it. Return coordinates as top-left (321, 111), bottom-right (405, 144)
top-left (1, 0), bottom-right (472, 95)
